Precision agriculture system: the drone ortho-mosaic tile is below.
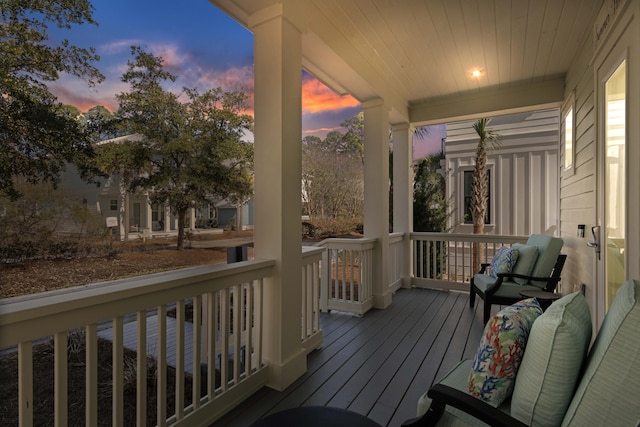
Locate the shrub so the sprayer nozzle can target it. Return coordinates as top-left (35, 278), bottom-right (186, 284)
top-left (0, 183), bottom-right (111, 262)
top-left (302, 218), bottom-right (363, 239)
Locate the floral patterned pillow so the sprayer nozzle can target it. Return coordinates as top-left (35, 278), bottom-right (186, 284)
top-left (468, 298), bottom-right (542, 407)
top-left (487, 246), bottom-right (519, 278)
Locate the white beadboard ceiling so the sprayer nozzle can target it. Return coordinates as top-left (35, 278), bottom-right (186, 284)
top-left (210, 0), bottom-right (601, 124)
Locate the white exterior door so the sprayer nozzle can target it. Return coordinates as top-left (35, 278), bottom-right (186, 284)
top-left (594, 4), bottom-right (640, 325)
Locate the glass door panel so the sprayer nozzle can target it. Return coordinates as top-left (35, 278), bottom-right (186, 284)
top-left (604, 60), bottom-right (626, 310)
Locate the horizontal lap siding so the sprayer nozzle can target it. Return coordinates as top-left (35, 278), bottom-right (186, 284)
top-left (560, 24), bottom-right (596, 297)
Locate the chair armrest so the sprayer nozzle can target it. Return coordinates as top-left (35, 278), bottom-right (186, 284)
top-left (496, 272), bottom-right (556, 282)
top-left (483, 272), bottom-right (560, 296)
top-left (478, 263), bottom-right (491, 274)
top-left (401, 384), bottom-right (527, 427)
top-left (498, 272), bottom-right (560, 288)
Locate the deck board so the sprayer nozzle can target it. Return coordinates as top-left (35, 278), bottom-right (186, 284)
top-left (216, 287), bottom-right (488, 427)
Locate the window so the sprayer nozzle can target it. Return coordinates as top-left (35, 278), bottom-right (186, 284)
top-left (152, 203), bottom-right (163, 221)
top-left (463, 169), bottom-right (491, 224)
top-left (562, 91), bottom-right (576, 176)
top-left (110, 199), bottom-right (118, 211)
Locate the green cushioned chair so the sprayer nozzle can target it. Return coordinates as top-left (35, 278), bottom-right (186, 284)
top-left (403, 279), bottom-right (640, 427)
top-left (470, 234), bottom-right (566, 323)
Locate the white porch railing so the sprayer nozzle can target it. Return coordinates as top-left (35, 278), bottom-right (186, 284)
top-left (314, 232), bottom-right (527, 315)
top-left (0, 259), bottom-right (274, 427)
top-left (301, 246), bottom-right (324, 354)
top-left (0, 231), bottom-right (538, 425)
top-left (388, 232), bottom-right (405, 293)
top-left (317, 237), bottom-right (376, 316)
top-left (410, 232), bottom-right (527, 292)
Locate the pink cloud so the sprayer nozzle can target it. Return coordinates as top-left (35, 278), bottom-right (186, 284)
top-left (193, 64), bottom-right (254, 93)
top-left (149, 43), bottom-right (190, 75)
top-left (303, 126), bottom-right (344, 135)
top-left (48, 41), bottom-right (359, 130)
top-left (49, 78), bottom-right (122, 112)
top-left (100, 39), bottom-right (143, 55)
top-left (302, 78), bottom-right (359, 114)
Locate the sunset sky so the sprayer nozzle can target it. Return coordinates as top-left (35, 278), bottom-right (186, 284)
top-left (48, 0), bottom-right (443, 157)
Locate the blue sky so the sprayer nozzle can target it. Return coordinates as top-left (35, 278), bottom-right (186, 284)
top-left (48, 0), bottom-right (443, 156)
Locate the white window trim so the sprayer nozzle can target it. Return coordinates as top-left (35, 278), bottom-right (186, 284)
top-left (460, 165), bottom-right (494, 226)
top-left (562, 90), bottom-right (576, 177)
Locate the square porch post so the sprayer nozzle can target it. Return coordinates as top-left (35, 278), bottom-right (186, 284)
top-left (392, 122), bottom-right (413, 288)
top-left (250, 5), bottom-right (306, 391)
top-left (363, 99), bottom-right (392, 309)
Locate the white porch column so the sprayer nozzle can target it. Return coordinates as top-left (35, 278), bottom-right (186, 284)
top-left (189, 207), bottom-right (196, 230)
top-left (163, 203), bottom-right (170, 232)
top-left (145, 195), bottom-right (152, 232)
top-left (250, 6), bottom-right (306, 391)
top-left (392, 122), bottom-right (413, 288)
top-left (363, 99), bottom-right (392, 309)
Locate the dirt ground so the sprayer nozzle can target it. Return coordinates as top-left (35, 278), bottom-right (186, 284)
top-left (0, 231), bottom-right (254, 299)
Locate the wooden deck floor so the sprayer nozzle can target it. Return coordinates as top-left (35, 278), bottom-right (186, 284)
top-left (215, 287), bottom-right (488, 427)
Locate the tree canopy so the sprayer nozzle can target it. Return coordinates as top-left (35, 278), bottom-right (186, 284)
top-left (302, 124), bottom-right (364, 219)
top-left (413, 151), bottom-right (450, 232)
top-left (110, 47), bottom-right (254, 249)
top-left (0, 0), bottom-right (104, 200)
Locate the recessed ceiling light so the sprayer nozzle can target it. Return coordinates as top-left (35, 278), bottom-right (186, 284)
top-left (471, 68), bottom-right (484, 78)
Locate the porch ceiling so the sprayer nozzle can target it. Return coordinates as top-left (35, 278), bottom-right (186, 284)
top-left (210, 0), bottom-right (600, 124)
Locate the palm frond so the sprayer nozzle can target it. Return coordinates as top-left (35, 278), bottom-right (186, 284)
top-left (413, 126), bottom-right (431, 140)
top-left (472, 117), bottom-right (502, 150)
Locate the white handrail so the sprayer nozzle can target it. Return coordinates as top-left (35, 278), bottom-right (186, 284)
top-left (410, 232), bottom-right (528, 291)
top-left (0, 259), bottom-right (275, 426)
top-left (0, 260), bottom-right (274, 344)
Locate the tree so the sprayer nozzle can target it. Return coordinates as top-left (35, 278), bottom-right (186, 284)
top-left (413, 151), bottom-right (450, 232)
top-left (82, 105), bottom-right (120, 142)
top-left (0, 0), bottom-right (104, 200)
top-left (413, 151), bottom-right (452, 279)
top-left (302, 129), bottom-right (363, 220)
top-left (471, 118), bottom-right (501, 273)
top-left (114, 47), bottom-right (253, 249)
top-left (340, 112), bottom-right (365, 163)
top-left (92, 137), bottom-right (149, 240)
top-left (389, 124), bottom-right (433, 228)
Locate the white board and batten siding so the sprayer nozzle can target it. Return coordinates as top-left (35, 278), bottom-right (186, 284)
top-left (444, 109), bottom-right (560, 238)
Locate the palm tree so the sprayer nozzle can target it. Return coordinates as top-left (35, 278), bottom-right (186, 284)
top-left (471, 118), bottom-right (501, 273)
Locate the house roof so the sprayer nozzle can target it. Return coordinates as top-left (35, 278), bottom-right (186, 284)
top-left (210, 0), bottom-right (600, 124)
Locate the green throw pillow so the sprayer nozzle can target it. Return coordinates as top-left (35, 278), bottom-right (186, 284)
top-left (511, 292), bottom-right (592, 426)
top-left (511, 243), bottom-right (539, 285)
top-left (563, 280), bottom-right (640, 426)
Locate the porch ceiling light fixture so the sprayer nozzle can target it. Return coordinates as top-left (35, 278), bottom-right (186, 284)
top-left (470, 68), bottom-right (484, 78)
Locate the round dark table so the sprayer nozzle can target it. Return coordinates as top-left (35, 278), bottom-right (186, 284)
top-left (519, 289), bottom-right (562, 311)
top-left (251, 406), bottom-right (383, 427)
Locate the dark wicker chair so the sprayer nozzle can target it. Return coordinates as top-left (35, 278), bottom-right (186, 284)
top-left (469, 234), bottom-right (565, 323)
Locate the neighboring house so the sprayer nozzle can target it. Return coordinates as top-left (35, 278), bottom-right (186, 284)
top-left (444, 109), bottom-right (560, 236)
top-left (60, 135), bottom-right (254, 240)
